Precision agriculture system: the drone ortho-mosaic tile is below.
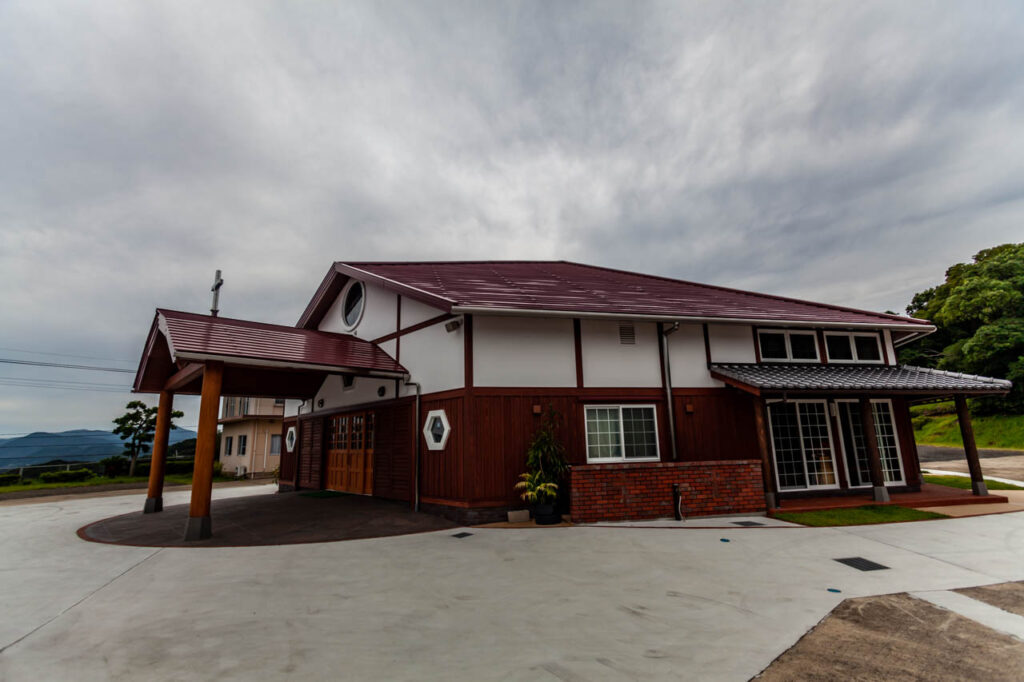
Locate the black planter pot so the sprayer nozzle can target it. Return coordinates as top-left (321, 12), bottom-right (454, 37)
top-left (534, 502), bottom-right (562, 525)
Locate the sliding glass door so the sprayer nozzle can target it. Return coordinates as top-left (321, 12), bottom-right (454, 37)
top-left (835, 400), bottom-right (905, 487)
top-left (767, 400), bottom-right (839, 491)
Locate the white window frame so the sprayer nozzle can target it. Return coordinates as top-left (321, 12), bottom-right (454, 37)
top-left (823, 332), bottom-right (884, 364)
top-left (584, 404), bottom-right (661, 464)
top-left (766, 399), bottom-right (840, 491)
top-left (757, 329), bottom-right (820, 363)
top-left (339, 279), bottom-right (367, 332)
top-left (834, 399), bottom-right (906, 487)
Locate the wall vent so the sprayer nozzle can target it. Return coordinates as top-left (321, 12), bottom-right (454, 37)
top-left (618, 322), bottom-right (636, 345)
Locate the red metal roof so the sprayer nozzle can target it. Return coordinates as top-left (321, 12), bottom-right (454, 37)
top-left (300, 261), bottom-right (933, 329)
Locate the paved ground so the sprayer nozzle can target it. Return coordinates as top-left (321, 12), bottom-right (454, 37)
top-left (918, 445), bottom-right (1024, 482)
top-left (2, 487), bottom-right (1024, 681)
top-left (79, 491), bottom-right (456, 547)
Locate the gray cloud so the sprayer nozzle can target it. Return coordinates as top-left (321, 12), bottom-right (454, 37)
top-left (2, 1), bottom-right (1023, 434)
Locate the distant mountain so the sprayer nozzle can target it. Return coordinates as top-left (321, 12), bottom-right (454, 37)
top-left (0, 428), bottom-right (197, 469)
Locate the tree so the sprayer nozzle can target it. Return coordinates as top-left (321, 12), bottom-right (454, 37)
top-left (112, 401), bottom-right (184, 476)
top-left (903, 243), bottom-right (1024, 413)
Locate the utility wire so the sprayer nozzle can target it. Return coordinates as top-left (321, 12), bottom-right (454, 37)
top-left (0, 358), bottom-right (135, 373)
top-left (0, 347), bottom-right (134, 364)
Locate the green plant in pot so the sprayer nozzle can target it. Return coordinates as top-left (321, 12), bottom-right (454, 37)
top-left (515, 471), bottom-right (560, 525)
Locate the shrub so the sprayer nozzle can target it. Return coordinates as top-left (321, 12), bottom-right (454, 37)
top-left (0, 472), bottom-right (20, 486)
top-left (99, 455), bottom-right (129, 477)
top-left (39, 468), bottom-right (95, 483)
top-left (212, 461), bottom-right (223, 477)
top-left (166, 460), bottom-right (195, 475)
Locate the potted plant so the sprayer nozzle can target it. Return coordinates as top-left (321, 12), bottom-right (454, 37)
top-left (515, 471), bottom-right (561, 525)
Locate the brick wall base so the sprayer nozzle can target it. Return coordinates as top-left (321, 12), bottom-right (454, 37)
top-left (570, 460), bottom-right (765, 523)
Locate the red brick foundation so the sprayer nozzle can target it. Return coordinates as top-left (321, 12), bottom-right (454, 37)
top-left (570, 460), bottom-right (765, 523)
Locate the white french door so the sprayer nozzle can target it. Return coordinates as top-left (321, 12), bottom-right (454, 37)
top-left (834, 399), bottom-right (906, 487)
top-left (767, 400), bottom-right (840, 491)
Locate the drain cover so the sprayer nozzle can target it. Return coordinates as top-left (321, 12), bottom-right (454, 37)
top-left (732, 521), bottom-right (764, 527)
top-left (452, 532), bottom-right (473, 539)
top-left (834, 557), bottom-right (889, 571)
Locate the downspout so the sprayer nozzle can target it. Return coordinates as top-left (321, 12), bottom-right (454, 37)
top-left (660, 322), bottom-right (680, 461)
top-left (403, 378), bottom-right (422, 512)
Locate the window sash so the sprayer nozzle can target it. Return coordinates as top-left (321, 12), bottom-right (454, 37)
top-left (835, 399), bottom-right (905, 486)
top-left (824, 332), bottom-right (884, 364)
top-left (758, 329), bottom-right (820, 363)
top-left (767, 400), bottom-right (839, 491)
top-left (224, 436), bottom-right (233, 456)
top-left (238, 435), bottom-right (247, 455)
top-left (270, 434), bottom-right (282, 455)
top-left (585, 405), bottom-right (660, 463)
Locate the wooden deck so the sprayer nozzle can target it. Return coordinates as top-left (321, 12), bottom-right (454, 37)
top-left (773, 483), bottom-right (1009, 514)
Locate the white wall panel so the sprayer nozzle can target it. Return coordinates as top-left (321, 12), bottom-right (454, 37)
top-left (581, 320), bottom-right (661, 387)
top-left (474, 316), bottom-right (576, 387)
top-left (397, 322), bottom-right (464, 395)
top-left (318, 281), bottom-right (398, 340)
top-left (667, 324), bottom-right (721, 388)
top-left (708, 324), bottom-right (755, 363)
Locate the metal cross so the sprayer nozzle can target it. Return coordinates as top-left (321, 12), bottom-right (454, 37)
top-left (210, 269), bottom-right (224, 317)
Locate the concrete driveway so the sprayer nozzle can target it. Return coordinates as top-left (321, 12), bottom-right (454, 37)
top-left (2, 487), bottom-right (1024, 681)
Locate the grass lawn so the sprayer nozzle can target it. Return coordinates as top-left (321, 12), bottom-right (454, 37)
top-left (922, 474), bottom-right (1024, 491)
top-left (773, 505), bottom-right (949, 527)
top-left (0, 473), bottom-right (235, 495)
top-left (911, 403), bottom-right (1024, 449)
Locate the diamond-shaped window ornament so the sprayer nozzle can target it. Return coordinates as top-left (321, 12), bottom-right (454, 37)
top-left (285, 426), bottom-right (297, 453)
top-left (422, 409), bottom-right (451, 451)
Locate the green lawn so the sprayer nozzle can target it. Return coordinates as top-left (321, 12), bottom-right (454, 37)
top-left (911, 403), bottom-right (1024, 449)
top-left (922, 474), bottom-right (1023, 491)
top-left (772, 505), bottom-right (949, 527)
top-left (0, 473), bottom-right (234, 496)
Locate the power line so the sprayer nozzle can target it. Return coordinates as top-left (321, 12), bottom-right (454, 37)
top-left (0, 347), bottom-right (134, 364)
top-left (0, 358), bottom-right (135, 373)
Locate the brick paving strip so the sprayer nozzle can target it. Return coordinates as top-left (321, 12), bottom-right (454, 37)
top-left (755, 584), bottom-right (1024, 681)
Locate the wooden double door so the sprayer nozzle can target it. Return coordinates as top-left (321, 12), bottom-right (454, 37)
top-left (325, 411), bottom-right (375, 495)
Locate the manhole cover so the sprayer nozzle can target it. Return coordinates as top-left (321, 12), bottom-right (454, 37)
top-left (452, 532), bottom-right (473, 539)
top-left (834, 557), bottom-right (889, 571)
top-left (732, 521), bottom-right (765, 527)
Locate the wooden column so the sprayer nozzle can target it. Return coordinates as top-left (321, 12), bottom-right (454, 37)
top-left (860, 397), bottom-right (890, 503)
top-left (144, 390), bottom-right (174, 513)
top-left (752, 397), bottom-right (777, 509)
top-left (955, 395), bottom-right (988, 496)
top-left (185, 361), bottom-right (223, 541)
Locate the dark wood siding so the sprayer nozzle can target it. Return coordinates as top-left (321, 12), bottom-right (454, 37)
top-left (673, 391), bottom-right (759, 462)
top-left (297, 417), bottom-right (324, 489)
top-left (419, 395), bottom-right (466, 504)
top-left (279, 416), bottom-right (298, 485)
top-left (372, 400), bottom-right (415, 502)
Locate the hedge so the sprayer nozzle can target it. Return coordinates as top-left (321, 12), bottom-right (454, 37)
top-left (0, 473), bottom-right (20, 486)
top-left (39, 468), bottom-right (95, 483)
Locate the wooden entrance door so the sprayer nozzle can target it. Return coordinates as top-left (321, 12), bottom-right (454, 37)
top-left (326, 411), bottom-right (375, 495)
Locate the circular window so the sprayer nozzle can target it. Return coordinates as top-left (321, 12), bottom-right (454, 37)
top-left (341, 281), bottom-right (365, 330)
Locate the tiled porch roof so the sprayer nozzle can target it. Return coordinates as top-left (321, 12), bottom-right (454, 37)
top-left (710, 364), bottom-right (1011, 396)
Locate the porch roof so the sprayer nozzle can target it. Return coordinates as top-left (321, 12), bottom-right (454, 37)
top-left (709, 363), bottom-right (1012, 398)
top-left (133, 309), bottom-right (407, 398)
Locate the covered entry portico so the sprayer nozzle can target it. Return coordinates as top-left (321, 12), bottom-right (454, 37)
top-left (133, 309), bottom-right (407, 540)
top-left (710, 364), bottom-right (1013, 508)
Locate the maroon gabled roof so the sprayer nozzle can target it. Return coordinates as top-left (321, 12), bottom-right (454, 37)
top-left (134, 309), bottom-right (406, 393)
top-left (298, 260), bottom-right (933, 330)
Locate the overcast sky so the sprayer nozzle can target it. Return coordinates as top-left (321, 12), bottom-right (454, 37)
top-left (1, 1), bottom-right (1023, 436)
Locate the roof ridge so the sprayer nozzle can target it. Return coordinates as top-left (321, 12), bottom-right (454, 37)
top-left (558, 261), bottom-right (931, 326)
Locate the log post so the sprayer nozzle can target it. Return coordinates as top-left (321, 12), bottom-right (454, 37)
top-left (185, 361), bottom-right (223, 540)
top-left (752, 398), bottom-right (777, 509)
top-left (955, 395), bottom-right (988, 496)
top-left (144, 390), bottom-right (174, 513)
top-left (860, 397), bottom-right (890, 503)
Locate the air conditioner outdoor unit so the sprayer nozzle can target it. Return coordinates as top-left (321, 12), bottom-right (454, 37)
top-left (235, 465), bottom-right (247, 478)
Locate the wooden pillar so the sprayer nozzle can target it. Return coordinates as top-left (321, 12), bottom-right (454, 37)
top-left (144, 390), bottom-right (174, 513)
top-left (860, 397), bottom-right (890, 503)
top-left (185, 361), bottom-right (223, 540)
top-left (752, 398), bottom-right (777, 509)
top-left (955, 395), bottom-right (988, 496)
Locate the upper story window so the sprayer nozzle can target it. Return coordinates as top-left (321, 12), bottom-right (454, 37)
top-left (824, 332), bottom-right (883, 364)
top-left (341, 280), bottom-right (366, 330)
top-left (757, 329), bottom-right (819, 363)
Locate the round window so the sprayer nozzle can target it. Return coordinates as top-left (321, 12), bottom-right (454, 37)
top-left (342, 281), bottom-right (365, 329)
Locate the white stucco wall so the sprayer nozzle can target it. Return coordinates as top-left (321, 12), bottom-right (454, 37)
top-left (396, 321), bottom-right (464, 395)
top-left (707, 324), bottom-right (756, 363)
top-left (315, 374), bottom-right (398, 410)
top-left (666, 323), bottom-right (721, 388)
top-left (580, 320), bottom-right (662, 387)
top-left (883, 330), bottom-right (896, 365)
top-left (473, 316), bottom-right (576, 387)
top-left (318, 281), bottom-right (398, 340)
top-left (402, 296), bottom-right (445, 326)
